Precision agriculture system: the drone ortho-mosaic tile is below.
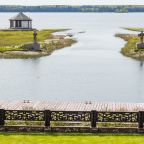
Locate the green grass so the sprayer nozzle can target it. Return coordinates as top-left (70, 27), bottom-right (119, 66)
top-left (116, 34), bottom-right (139, 54)
top-left (0, 29), bottom-right (73, 54)
top-left (0, 133), bottom-right (144, 144)
top-left (115, 33), bottom-right (139, 54)
top-left (0, 29), bottom-right (76, 58)
top-left (123, 27), bottom-right (144, 32)
top-left (0, 29), bottom-right (61, 50)
top-left (115, 28), bottom-right (144, 60)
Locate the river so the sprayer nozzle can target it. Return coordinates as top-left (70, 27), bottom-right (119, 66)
top-left (0, 13), bottom-right (144, 102)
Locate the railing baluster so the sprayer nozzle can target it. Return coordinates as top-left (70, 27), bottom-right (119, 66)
top-left (138, 111), bottom-right (144, 129)
top-left (91, 110), bottom-right (97, 128)
top-left (45, 110), bottom-right (51, 127)
top-left (0, 109), bottom-right (5, 126)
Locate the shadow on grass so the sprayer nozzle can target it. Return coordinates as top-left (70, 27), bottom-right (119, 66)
top-left (1, 132), bottom-right (144, 137)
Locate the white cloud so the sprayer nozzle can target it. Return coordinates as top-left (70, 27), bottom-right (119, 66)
top-left (0, 0), bottom-right (144, 5)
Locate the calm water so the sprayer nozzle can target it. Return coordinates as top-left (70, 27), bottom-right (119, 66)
top-left (0, 13), bottom-right (144, 102)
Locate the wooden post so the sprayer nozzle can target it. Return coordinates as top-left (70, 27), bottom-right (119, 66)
top-left (91, 110), bottom-right (97, 128)
top-left (0, 109), bottom-right (5, 126)
top-left (45, 110), bottom-right (51, 127)
top-left (138, 111), bottom-right (143, 129)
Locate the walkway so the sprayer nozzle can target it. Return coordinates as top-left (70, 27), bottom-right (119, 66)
top-left (0, 101), bottom-right (144, 111)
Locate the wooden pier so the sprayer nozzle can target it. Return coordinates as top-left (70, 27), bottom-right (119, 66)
top-left (0, 100), bottom-right (144, 111)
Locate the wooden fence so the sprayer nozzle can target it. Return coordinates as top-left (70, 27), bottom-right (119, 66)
top-left (0, 109), bottom-right (144, 129)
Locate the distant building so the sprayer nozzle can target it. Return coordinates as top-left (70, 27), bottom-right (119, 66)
top-left (9, 12), bottom-right (32, 29)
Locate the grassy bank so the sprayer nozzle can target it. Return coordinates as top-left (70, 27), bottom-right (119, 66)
top-left (0, 133), bottom-right (144, 144)
top-left (116, 28), bottom-right (144, 60)
top-left (123, 27), bottom-right (144, 32)
top-left (0, 29), bottom-right (76, 58)
top-left (115, 33), bottom-right (138, 54)
top-left (0, 38), bottom-right (76, 59)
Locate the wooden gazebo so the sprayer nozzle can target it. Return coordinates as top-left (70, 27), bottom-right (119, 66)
top-left (9, 12), bottom-right (32, 29)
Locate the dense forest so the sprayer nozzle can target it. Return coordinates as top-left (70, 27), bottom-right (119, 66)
top-left (1, 5), bottom-right (144, 12)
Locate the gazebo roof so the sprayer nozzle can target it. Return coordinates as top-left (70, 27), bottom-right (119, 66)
top-left (9, 12), bottom-right (32, 21)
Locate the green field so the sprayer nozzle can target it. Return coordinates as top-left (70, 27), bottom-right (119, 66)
top-left (0, 29), bottom-right (60, 47)
top-left (0, 133), bottom-right (144, 144)
top-left (0, 29), bottom-right (62, 52)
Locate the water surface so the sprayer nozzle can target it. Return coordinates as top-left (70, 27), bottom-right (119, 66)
top-left (0, 13), bottom-right (144, 102)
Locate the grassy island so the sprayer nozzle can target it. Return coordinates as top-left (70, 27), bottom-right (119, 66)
top-left (116, 28), bottom-right (144, 60)
top-left (0, 29), bottom-right (76, 58)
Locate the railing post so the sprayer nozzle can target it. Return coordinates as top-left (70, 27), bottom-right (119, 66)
top-left (138, 111), bottom-right (144, 129)
top-left (0, 109), bottom-right (5, 126)
top-left (91, 110), bottom-right (97, 128)
top-left (45, 110), bottom-right (51, 127)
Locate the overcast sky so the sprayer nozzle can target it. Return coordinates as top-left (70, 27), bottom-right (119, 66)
top-left (0, 0), bottom-right (144, 6)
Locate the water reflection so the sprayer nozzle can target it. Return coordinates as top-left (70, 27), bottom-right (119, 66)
top-left (140, 61), bottom-right (144, 68)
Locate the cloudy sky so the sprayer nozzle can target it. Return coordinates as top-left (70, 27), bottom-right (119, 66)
top-left (0, 0), bottom-right (144, 5)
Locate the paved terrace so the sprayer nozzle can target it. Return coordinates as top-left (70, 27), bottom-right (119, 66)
top-left (0, 101), bottom-right (144, 111)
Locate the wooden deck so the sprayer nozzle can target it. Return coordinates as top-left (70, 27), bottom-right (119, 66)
top-left (0, 100), bottom-right (144, 111)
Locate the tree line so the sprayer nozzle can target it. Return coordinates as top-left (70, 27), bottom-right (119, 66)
top-left (1, 5), bottom-right (144, 12)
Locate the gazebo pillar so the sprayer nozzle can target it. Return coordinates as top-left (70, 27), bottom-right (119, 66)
top-left (9, 12), bottom-right (32, 29)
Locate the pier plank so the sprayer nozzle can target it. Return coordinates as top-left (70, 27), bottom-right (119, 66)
top-left (0, 101), bottom-right (144, 111)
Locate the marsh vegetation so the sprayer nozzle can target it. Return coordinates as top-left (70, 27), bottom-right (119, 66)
top-left (0, 29), bottom-right (76, 58)
top-left (116, 28), bottom-right (144, 60)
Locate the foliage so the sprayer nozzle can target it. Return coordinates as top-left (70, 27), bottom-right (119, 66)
top-left (1, 5), bottom-right (144, 13)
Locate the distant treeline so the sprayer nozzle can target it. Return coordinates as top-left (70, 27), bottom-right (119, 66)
top-left (1, 5), bottom-right (144, 12)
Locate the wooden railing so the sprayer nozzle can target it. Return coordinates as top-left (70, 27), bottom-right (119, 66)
top-left (0, 109), bottom-right (143, 129)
